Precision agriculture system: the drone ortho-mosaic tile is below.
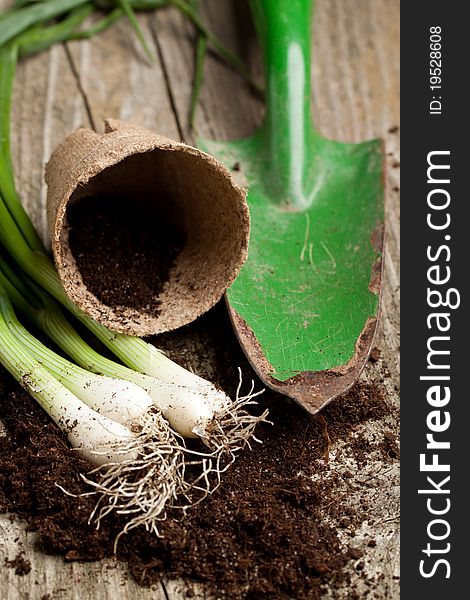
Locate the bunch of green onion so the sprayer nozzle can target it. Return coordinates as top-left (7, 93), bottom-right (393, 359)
top-left (0, 0), bottom-right (267, 543)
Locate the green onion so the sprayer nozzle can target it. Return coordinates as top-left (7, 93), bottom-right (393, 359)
top-left (0, 297), bottom-right (135, 468)
top-left (0, 278), bottom-right (143, 468)
top-left (0, 278), bottom-right (197, 544)
top-left (0, 1), bottom-right (268, 535)
top-left (0, 255), bottom-right (267, 447)
top-left (4, 313), bottom-right (158, 430)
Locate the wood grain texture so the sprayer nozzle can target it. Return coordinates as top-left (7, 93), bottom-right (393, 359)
top-left (64, 14), bottom-right (181, 139)
top-left (1, 1), bottom-right (400, 598)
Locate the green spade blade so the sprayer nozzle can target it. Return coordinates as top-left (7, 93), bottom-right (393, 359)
top-left (200, 0), bottom-right (384, 413)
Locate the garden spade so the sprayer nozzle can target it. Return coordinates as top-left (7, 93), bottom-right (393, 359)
top-left (200, 0), bottom-right (384, 413)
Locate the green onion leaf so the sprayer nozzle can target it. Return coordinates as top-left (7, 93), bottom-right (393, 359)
top-left (18, 4), bottom-right (95, 58)
top-left (69, 6), bottom-right (124, 40)
top-left (188, 0), bottom-right (206, 131)
top-left (118, 0), bottom-right (155, 63)
top-left (0, 0), bottom-right (89, 47)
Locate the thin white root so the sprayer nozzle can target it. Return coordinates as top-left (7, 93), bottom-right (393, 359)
top-left (174, 369), bottom-right (269, 507)
top-left (56, 372), bottom-right (269, 549)
top-left (79, 407), bottom-right (188, 552)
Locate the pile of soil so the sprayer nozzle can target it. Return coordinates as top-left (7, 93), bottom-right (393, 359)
top-left (0, 302), bottom-right (396, 599)
top-left (67, 195), bottom-right (184, 316)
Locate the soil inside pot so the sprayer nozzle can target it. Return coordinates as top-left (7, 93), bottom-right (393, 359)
top-left (67, 195), bottom-right (185, 316)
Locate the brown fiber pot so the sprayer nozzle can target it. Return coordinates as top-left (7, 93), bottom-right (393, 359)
top-left (45, 119), bottom-right (249, 336)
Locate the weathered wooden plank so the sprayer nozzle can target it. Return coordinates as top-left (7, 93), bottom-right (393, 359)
top-left (65, 12), bottom-right (180, 139)
top-left (1, 1), bottom-right (400, 598)
top-left (150, 2), bottom-right (264, 144)
top-left (10, 42), bottom-right (89, 245)
top-left (0, 518), bottom-right (168, 600)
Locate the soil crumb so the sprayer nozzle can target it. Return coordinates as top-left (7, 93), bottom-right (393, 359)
top-left (4, 551), bottom-right (32, 576)
top-left (368, 346), bottom-right (381, 363)
top-left (67, 195), bottom-right (184, 316)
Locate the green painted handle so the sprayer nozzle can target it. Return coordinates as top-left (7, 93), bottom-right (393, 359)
top-left (249, 0), bottom-right (315, 210)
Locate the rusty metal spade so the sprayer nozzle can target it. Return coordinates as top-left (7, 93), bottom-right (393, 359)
top-left (200, 0), bottom-right (384, 414)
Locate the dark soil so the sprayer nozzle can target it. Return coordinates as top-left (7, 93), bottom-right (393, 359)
top-left (380, 430), bottom-right (400, 460)
top-left (0, 302), bottom-right (395, 599)
top-left (67, 195), bottom-right (184, 316)
top-left (4, 551), bottom-right (32, 576)
top-left (368, 346), bottom-right (381, 363)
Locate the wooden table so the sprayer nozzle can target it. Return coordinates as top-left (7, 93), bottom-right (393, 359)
top-left (0, 1), bottom-right (400, 597)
